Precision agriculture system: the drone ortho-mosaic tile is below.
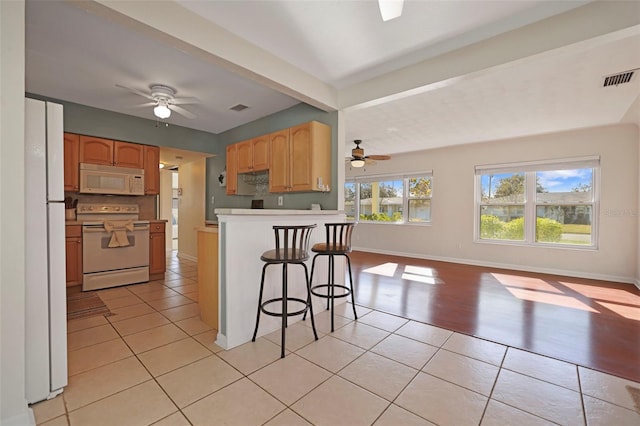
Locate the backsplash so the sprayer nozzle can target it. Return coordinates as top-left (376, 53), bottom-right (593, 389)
top-left (64, 193), bottom-right (157, 220)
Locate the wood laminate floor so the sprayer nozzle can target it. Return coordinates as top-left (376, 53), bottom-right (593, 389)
top-left (348, 251), bottom-right (640, 383)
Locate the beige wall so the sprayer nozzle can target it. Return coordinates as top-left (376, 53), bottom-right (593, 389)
top-left (159, 169), bottom-right (174, 251)
top-left (177, 159), bottom-right (206, 260)
top-left (347, 124), bottom-right (639, 283)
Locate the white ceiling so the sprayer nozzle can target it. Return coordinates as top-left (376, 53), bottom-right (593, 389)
top-left (25, 0), bottom-right (640, 162)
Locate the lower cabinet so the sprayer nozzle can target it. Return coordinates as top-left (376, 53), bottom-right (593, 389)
top-left (149, 221), bottom-right (166, 279)
top-left (65, 225), bottom-right (82, 286)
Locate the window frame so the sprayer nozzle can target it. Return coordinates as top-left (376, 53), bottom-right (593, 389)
top-left (474, 156), bottom-right (599, 249)
top-left (346, 171), bottom-right (433, 225)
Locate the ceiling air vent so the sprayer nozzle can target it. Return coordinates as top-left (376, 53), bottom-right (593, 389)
top-left (603, 70), bottom-right (635, 87)
top-left (230, 104), bottom-right (249, 112)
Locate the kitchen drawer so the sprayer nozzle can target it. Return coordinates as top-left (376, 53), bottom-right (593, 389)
top-left (150, 222), bottom-right (165, 233)
top-left (66, 224), bottom-right (82, 238)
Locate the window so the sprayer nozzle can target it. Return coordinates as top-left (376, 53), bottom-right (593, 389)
top-left (475, 157), bottom-right (599, 247)
top-left (345, 173), bottom-right (432, 224)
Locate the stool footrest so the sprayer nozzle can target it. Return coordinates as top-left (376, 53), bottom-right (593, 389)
top-left (310, 283), bottom-right (351, 299)
top-left (261, 297), bottom-right (310, 318)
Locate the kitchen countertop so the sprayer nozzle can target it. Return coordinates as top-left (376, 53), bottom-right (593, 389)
top-left (214, 208), bottom-right (342, 216)
top-left (65, 219), bottom-right (167, 225)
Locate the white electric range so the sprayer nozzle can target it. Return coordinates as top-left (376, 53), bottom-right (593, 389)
top-left (76, 203), bottom-right (150, 291)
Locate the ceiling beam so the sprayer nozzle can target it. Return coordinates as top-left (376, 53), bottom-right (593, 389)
top-left (339, 0), bottom-right (640, 110)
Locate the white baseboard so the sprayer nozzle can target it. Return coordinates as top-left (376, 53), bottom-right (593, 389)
top-left (1, 407), bottom-right (35, 426)
top-left (352, 246), bottom-right (636, 285)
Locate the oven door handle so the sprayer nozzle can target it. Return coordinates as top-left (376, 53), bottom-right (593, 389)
top-left (83, 224), bottom-right (150, 232)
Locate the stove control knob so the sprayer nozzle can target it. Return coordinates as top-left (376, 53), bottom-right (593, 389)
top-left (115, 207), bottom-right (121, 211)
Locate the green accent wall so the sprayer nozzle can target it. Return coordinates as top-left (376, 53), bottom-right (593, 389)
top-left (26, 94), bottom-right (219, 153)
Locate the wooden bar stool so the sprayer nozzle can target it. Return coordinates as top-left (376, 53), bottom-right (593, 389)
top-left (304, 222), bottom-right (357, 332)
top-left (252, 224), bottom-right (318, 358)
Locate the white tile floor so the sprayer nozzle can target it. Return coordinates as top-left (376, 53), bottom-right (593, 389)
top-left (32, 254), bottom-right (640, 425)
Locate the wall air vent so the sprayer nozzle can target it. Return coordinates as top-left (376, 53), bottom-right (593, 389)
top-left (603, 70), bottom-right (635, 87)
top-left (230, 104), bottom-right (249, 112)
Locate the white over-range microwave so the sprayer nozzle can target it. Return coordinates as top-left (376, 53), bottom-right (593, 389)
top-left (79, 163), bottom-right (145, 195)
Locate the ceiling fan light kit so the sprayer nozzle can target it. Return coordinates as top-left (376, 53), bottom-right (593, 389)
top-left (351, 158), bottom-right (366, 168)
top-left (153, 103), bottom-right (171, 119)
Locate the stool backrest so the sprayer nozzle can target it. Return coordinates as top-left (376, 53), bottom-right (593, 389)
top-left (324, 222), bottom-right (356, 252)
top-left (272, 224), bottom-right (317, 261)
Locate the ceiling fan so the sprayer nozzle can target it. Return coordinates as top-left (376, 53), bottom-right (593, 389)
top-left (349, 139), bottom-right (391, 168)
top-left (116, 84), bottom-right (199, 119)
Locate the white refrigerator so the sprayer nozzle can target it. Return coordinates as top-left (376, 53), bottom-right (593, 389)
top-left (25, 98), bottom-right (67, 403)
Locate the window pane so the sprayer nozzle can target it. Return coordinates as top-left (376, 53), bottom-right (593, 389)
top-left (408, 199), bottom-right (431, 222)
top-left (344, 182), bottom-right (356, 220)
top-left (359, 180), bottom-right (403, 222)
top-left (536, 168), bottom-right (593, 203)
top-left (536, 205), bottom-right (592, 245)
top-left (409, 177), bottom-right (432, 198)
top-left (480, 205), bottom-right (524, 240)
top-left (481, 173), bottom-right (525, 204)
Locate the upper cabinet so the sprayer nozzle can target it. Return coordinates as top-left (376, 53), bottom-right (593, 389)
top-left (226, 144), bottom-right (238, 195)
top-left (64, 133), bottom-right (80, 191)
top-left (226, 121), bottom-right (331, 195)
top-left (79, 136), bottom-right (144, 169)
top-left (144, 145), bottom-right (160, 195)
top-left (269, 121), bottom-right (331, 193)
top-left (237, 135), bottom-right (269, 173)
top-left (114, 141), bottom-right (145, 168)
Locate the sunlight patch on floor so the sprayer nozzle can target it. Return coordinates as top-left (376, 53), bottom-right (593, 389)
top-left (363, 262), bottom-right (398, 277)
top-left (401, 265), bottom-right (439, 284)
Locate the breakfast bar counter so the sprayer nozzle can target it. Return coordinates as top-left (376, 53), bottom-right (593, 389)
top-left (213, 209), bottom-right (346, 349)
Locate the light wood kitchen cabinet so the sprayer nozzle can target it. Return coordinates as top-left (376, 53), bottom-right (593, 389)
top-left (197, 228), bottom-right (219, 329)
top-left (226, 144), bottom-right (238, 195)
top-left (236, 135), bottom-right (269, 173)
top-left (149, 221), bottom-right (166, 279)
top-left (269, 121), bottom-right (331, 193)
top-left (144, 145), bottom-right (160, 195)
top-left (64, 133), bottom-right (80, 191)
top-left (114, 141), bottom-right (145, 168)
top-left (79, 136), bottom-right (113, 166)
top-left (79, 136), bottom-right (145, 168)
top-left (65, 225), bottom-right (82, 286)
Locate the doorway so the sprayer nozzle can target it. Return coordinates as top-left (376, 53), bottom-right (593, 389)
top-left (172, 171), bottom-right (179, 250)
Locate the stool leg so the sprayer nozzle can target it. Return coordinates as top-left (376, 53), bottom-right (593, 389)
top-left (303, 263), bottom-right (318, 340)
top-left (303, 254), bottom-right (319, 321)
top-left (325, 254), bottom-right (331, 311)
top-left (252, 263), bottom-right (269, 342)
top-left (329, 254), bottom-right (336, 332)
top-left (345, 254), bottom-right (358, 320)
top-left (281, 263), bottom-right (287, 358)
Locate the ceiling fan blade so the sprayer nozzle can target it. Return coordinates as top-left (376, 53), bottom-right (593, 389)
top-left (171, 97), bottom-right (200, 105)
top-left (169, 104), bottom-right (196, 119)
top-left (131, 102), bottom-right (156, 108)
top-left (115, 84), bottom-right (154, 100)
top-left (367, 155), bottom-right (391, 160)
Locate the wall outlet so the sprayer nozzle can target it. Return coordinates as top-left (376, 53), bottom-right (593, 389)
top-left (278, 196), bottom-right (283, 206)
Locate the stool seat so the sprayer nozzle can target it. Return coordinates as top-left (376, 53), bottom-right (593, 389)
top-left (311, 242), bottom-right (350, 253)
top-left (252, 224), bottom-right (318, 358)
top-left (261, 248), bottom-right (310, 263)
